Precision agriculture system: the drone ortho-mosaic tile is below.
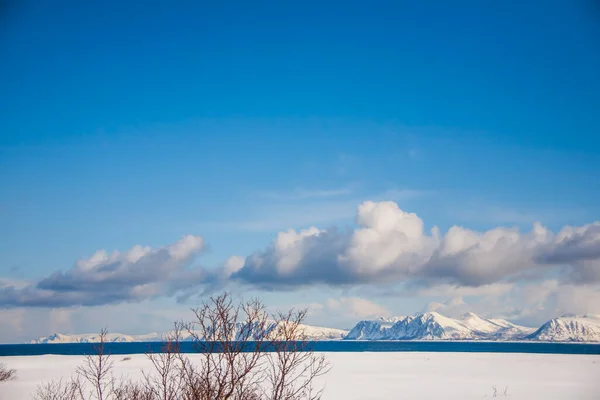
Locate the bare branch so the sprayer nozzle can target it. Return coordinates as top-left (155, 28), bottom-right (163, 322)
top-left (34, 293), bottom-right (331, 400)
top-left (0, 362), bottom-right (16, 382)
top-left (33, 377), bottom-right (82, 400)
top-left (75, 327), bottom-right (114, 400)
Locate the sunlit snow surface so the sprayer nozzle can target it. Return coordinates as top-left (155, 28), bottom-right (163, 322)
top-left (2, 352), bottom-right (599, 399)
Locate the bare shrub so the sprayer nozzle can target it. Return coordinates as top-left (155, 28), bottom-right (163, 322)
top-left (76, 328), bottom-right (114, 400)
top-left (33, 378), bottom-right (82, 400)
top-left (491, 385), bottom-right (509, 397)
top-left (182, 295), bottom-right (273, 400)
top-left (111, 379), bottom-right (154, 400)
top-left (34, 292), bottom-right (331, 400)
top-left (0, 362), bottom-right (17, 382)
top-left (141, 328), bottom-right (184, 400)
top-left (267, 310), bottom-right (331, 400)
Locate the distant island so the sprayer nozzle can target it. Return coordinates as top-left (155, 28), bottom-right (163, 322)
top-left (30, 312), bottom-right (600, 344)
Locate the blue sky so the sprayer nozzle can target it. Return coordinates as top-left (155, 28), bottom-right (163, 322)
top-left (0, 1), bottom-right (599, 342)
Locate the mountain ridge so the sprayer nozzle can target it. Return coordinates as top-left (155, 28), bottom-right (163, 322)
top-left (30, 323), bottom-right (348, 344)
top-left (29, 313), bottom-right (600, 343)
top-left (345, 312), bottom-right (600, 342)
top-left (525, 314), bottom-right (600, 342)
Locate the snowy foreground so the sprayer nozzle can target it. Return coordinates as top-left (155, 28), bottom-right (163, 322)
top-left (2, 352), bottom-right (599, 400)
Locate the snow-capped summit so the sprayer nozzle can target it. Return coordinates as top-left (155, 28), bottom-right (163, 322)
top-left (30, 323), bottom-right (348, 344)
top-left (31, 332), bottom-right (164, 344)
top-left (388, 312), bottom-right (475, 340)
top-left (460, 312), bottom-right (497, 332)
top-left (29, 313), bottom-right (600, 344)
top-left (345, 311), bottom-right (534, 341)
top-left (459, 312), bottom-right (534, 339)
top-left (526, 314), bottom-right (600, 342)
top-left (344, 316), bottom-right (405, 340)
top-left (292, 324), bottom-right (348, 340)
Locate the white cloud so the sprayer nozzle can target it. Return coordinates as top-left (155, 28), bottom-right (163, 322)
top-left (0, 235), bottom-right (207, 308)
top-left (3, 200), bottom-right (599, 336)
top-left (209, 188), bottom-right (427, 233)
top-left (424, 296), bottom-right (466, 314)
top-left (412, 282), bottom-right (514, 298)
top-left (537, 222), bottom-right (600, 264)
top-left (257, 187), bottom-right (353, 201)
top-left (301, 296), bottom-right (391, 329)
top-left (231, 201), bottom-right (600, 288)
top-left (341, 201), bottom-right (439, 274)
top-left (419, 279), bottom-right (600, 327)
top-left (222, 256), bottom-right (245, 278)
top-left (324, 297), bottom-right (390, 319)
top-left (274, 227), bottom-right (323, 274)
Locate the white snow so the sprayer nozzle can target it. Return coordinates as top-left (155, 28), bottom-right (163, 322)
top-left (30, 332), bottom-right (164, 344)
top-left (527, 314), bottom-right (600, 342)
top-left (344, 317), bottom-right (405, 340)
top-left (30, 323), bottom-right (348, 344)
top-left (293, 324), bottom-right (348, 340)
top-left (28, 313), bottom-right (600, 344)
top-left (345, 312), bottom-right (534, 340)
top-left (1, 352), bottom-right (598, 399)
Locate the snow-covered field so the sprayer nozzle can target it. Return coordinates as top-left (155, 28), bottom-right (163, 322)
top-left (2, 352), bottom-right (599, 399)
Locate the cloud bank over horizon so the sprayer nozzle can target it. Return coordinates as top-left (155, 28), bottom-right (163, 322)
top-left (1, 201), bottom-right (599, 325)
top-left (232, 201), bottom-right (599, 289)
top-left (0, 235), bottom-right (206, 307)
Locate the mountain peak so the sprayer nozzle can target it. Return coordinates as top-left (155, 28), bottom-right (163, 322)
top-left (346, 311), bottom-right (536, 341)
top-left (419, 311), bottom-right (445, 319)
top-left (527, 315), bottom-right (600, 342)
top-left (462, 311), bottom-right (479, 318)
top-left (30, 323), bottom-right (348, 344)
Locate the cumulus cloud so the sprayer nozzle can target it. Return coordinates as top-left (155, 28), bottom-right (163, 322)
top-left (534, 223), bottom-right (600, 284)
top-left (0, 235), bottom-right (206, 307)
top-left (420, 222), bottom-right (552, 286)
top-left (232, 227), bottom-right (352, 287)
top-left (421, 279), bottom-right (600, 327)
top-left (300, 296), bottom-right (391, 329)
top-left (424, 296), bottom-right (466, 315)
top-left (230, 201), bottom-right (600, 289)
top-left (3, 201), bottom-right (599, 310)
top-left (323, 297), bottom-right (390, 320)
top-left (535, 223), bottom-right (600, 264)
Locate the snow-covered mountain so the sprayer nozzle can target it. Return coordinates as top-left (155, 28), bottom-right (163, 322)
top-left (344, 316), bottom-right (405, 340)
top-left (461, 312), bottom-right (535, 339)
top-left (294, 324), bottom-right (348, 340)
top-left (31, 332), bottom-right (164, 344)
top-left (345, 312), bottom-right (534, 341)
top-left (30, 323), bottom-right (348, 344)
top-left (30, 313), bottom-right (600, 344)
top-left (525, 314), bottom-right (600, 342)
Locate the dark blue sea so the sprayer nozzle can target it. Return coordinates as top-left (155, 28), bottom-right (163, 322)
top-left (1, 341), bottom-right (600, 357)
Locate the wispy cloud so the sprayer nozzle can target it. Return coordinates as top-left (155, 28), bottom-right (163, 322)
top-left (224, 201), bottom-right (359, 232)
top-left (256, 187), bottom-right (353, 201)
top-left (451, 204), bottom-right (588, 225)
top-left (288, 296), bottom-right (391, 329)
top-left (209, 188), bottom-right (429, 233)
